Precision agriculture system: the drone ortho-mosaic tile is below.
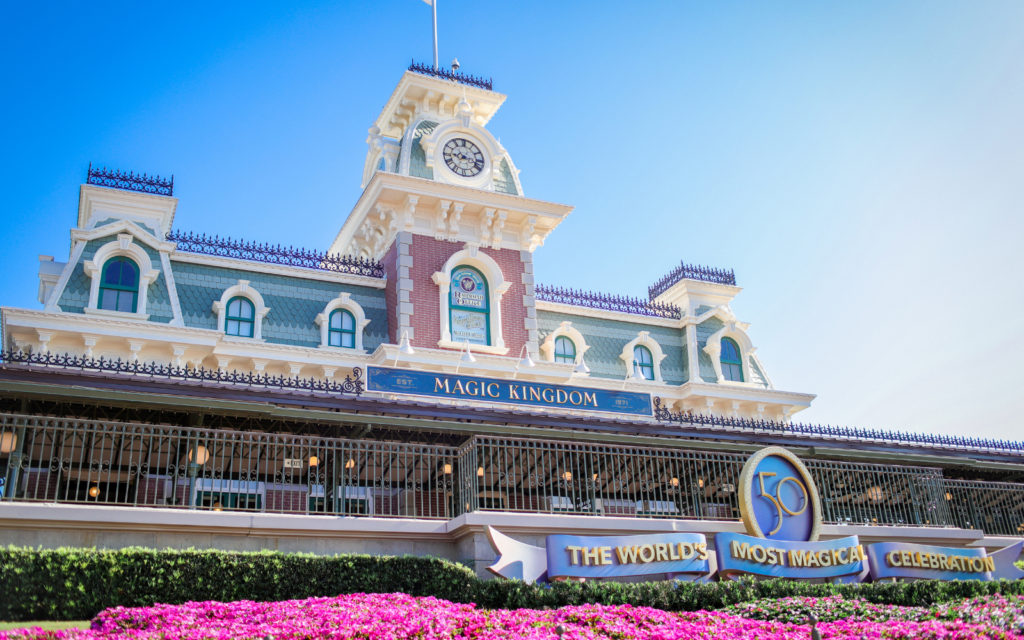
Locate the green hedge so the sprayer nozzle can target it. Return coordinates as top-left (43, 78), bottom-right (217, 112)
top-left (0, 547), bottom-right (477, 622)
top-left (3, 546), bottom-right (1024, 622)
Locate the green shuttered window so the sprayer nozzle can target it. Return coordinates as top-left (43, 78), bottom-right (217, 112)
top-left (99, 257), bottom-right (139, 313)
top-left (225, 297), bottom-right (255, 338)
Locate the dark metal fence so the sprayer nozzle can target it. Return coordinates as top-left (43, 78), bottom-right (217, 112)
top-left (87, 163), bottom-right (173, 196)
top-left (535, 285), bottom-right (682, 319)
top-left (942, 479), bottom-right (1024, 537)
top-left (167, 230), bottom-right (386, 278)
top-left (0, 414), bottom-right (457, 518)
top-left (4, 416), bottom-right (1022, 536)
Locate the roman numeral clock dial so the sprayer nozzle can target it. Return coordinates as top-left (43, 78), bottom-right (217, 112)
top-left (443, 138), bottom-right (485, 177)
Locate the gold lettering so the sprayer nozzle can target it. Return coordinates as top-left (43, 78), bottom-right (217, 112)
top-left (983, 556), bottom-right (995, 572)
top-left (776, 548), bottom-right (787, 566)
top-left (731, 541), bottom-right (751, 560)
top-left (529, 387), bottom-right (542, 402)
top-left (929, 553), bottom-right (939, 569)
top-left (452, 380), bottom-right (466, 395)
top-left (569, 390), bottom-right (583, 405)
top-left (556, 389), bottom-right (568, 404)
top-left (887, 551), bottom-right (902, 567)
top-left (566, 546), bottom-right (582, 565)
top-left (465, 381), bottom-right (479, 396)
top-left (582, 546), bottom-right (601, 566)
top-left (509, 384), bottom-right (520, 400)
top-left (901, 551), bottom-right (912, 567)
top-left (616, 546), bottom-right (640, 564)
top-left (972, 557), bottom-right (985, 572)
top-left (600, 547), bottom-right (613, 566)
top-left (541, 388), bottom-right (555, 403)
top-left (837, 548), bottom-right (848, 565)
top-left (434, 378), bottom-right (450, 393)
top-left (750, 545), bottom-right (766, 563)
top-left (806, 551), bottom-right (821, 567)
top-left (938, 554), bottom-right (949, 570)
top-left (653, 544), bottom-right (669, 562)
top-left (668, 543), bottom-right (681, 561)
top-left (766, 548), bottom-right (778, 565)
top-left (584, 391), bottom-right (598, 407)
top-left (697, 542), bottom-right (708, 560)
top-left (831, 549), bottom-right (842, 566)
top-left (789, 550), bottom-right (806, 567)
top-left (818, 550), bottom-right (832, 567)
top-left (638, 544), bottom-right (656, 563)
top-left (487, 383), bottom-right (500, 398)
top-left (679, 543), bottom-right (695, 559)
top-left (857, 545), bottom-right (866, 562)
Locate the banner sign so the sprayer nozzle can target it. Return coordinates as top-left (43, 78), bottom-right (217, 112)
top-left (716, 532), bottom-right (866, 580)
top-left (866, 541), bottom-right (1024, 582)
top-left (546, 533), bottom-right (710, 580)
top-left (367, 366), bottom-right (653, 416)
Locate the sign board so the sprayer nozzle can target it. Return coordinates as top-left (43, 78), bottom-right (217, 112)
top-left (367, 366), bottom-right (653, 417)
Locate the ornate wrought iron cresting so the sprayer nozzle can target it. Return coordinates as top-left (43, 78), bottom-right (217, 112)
top-left (535, 284), bottom-right (682, 319)
top-left (408, 61), bottom-right (492, 91)
top-left (648, 261), bottom-right (737, 299)
top-left (653, 398), bottom-right (1024, 455)
top-left (87, 163), bottom-right (173, 196)
top-left (166, 230), bottom-right (385, 278)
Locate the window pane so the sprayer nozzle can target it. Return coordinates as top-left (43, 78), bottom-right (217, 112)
top-left (103, 261), bottom-right (122, 286)
top-left (641, 364), bottom-right (654, 380)
top-left (341, 311), bottom-right (354, 330)
top-left (227, 320), bottom-right (239, 336)
top-left (554, 336), bottom-right (574, 359)
top-left (228, 299), bottom-right (241, 317)
top-left (100, 289), bottom-right (118, 311)
top-left (342, 332), bottom-right (355, 348)
top-left (330, 312), bottom-right (342, 330)
top-left (329, 331), bottom-right (341, 347)
top-left (238, 299), bottom-right (254, 319)
top-left (118, 261), bottom-right (137, 287)
top-left (722, 339), bottom-right (740, 362)
top-left (116, 290), bottom-right (134, 313)
top-left (634, 346), bottom-right (652, 365)
top-left (240, 320), bottom-right (253, 338)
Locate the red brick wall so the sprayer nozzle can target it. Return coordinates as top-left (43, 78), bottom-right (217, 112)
top-left (136, 476), bottom-right (167, 505)
top-left (382, 240), bottom-right (400, 345)
top-left (407, 235), bottom-right (527, 355)
top-left (24, 469), bottom-right (58, 500)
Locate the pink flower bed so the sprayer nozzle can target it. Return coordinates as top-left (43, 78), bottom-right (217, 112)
top-left (1, 593), bottom-right (1020, 640)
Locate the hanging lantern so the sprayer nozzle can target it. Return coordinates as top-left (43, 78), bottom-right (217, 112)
top-left (562, 471), bottom-right (572, 482)
top-left (670, 477), bottom-right (680, 487)
top-left (443, 463), bottom-right (453, 475)
top-left (345, 458), bottom-right (356, 469)
top-left (0, 432), bottom-right (16, 454)
top-left (188, 444), bottom-right (209, 465)
top-left (477, 467), bottom-right (484, 477)
top-left (308, 456), bottom-right (319, 467)
top-left (213, 500), bottom-right (223, 512)
top-left (88, 485), bottom-right (100, 498)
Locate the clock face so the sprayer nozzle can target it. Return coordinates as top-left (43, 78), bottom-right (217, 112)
top-left (443, 138), bottom-right (485, 177)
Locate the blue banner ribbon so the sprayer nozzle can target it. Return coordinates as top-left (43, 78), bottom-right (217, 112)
top-left (715, 532), bottom-right (866, 580)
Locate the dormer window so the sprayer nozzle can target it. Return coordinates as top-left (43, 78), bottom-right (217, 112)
top-left (449, 266), bottom-right (490, 346)
top-left (554, 336), bottom-right (576, 364)
top-left (225, 297), bottom-right (255, 338)
top-left (99, 257), bottom-right (139, 313)
top-left (721, 337), bottom-right (744, 382)
top-left (633, 345), bottom-right (654, 380)
top-left (328, 309), bottom-right (356, 348)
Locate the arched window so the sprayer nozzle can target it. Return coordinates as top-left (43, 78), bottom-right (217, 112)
top-left (328, 309), bottom-right (356, 348)
top-left (633, 345), bottom-right (654, 380)
top-left (721, 337), bottom-right (743, 382)
top-left (99, 257), bottom-right (139, 313)
top-left (449, 266), bottom-right (489, 346)
top-left (553, 336), bottom-right (576, 364)
top-left (225, 297), bottom-right (255, 338)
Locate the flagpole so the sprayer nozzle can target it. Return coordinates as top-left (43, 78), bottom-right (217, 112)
top-left (432, 0), bottom-right (438, 69)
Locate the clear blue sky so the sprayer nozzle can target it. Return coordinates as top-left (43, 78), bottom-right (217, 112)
top-left (2, 1), bottom-right (1022, 441)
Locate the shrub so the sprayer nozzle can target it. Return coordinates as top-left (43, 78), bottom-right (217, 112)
top-left (0, 546), bottom-right (477, 622)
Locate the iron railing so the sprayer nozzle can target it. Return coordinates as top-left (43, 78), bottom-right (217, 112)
top-left (166, 230), bottom-right (386, 278)
top-left (941, 479), bottom-right (1024, 537)
top-left (461, 436), bottom-right (956, 529)
top-left (408, 61), bottom-right (492, 91)
top-left (648, 261), bottom-right (737, 299)
top-left (4, 417), bottom-right (1022, 537)
top-left (535, 284), bottom-right (682, 319)
top-left (87, 163), bottom-right (173, 196)
top-left (654, 399), bottom-right (1024, 455)
top-left (0, 351), bottom-right (364, 396)
top-left (0, 414), bottom-right (458, 518)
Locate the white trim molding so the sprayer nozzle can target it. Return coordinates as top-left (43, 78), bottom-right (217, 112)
top-left (538, 321), bottom-right (590, 366)
top-left (702, 324), bottom-right (762, 387)
top-left (619, 331), bottom-right (668, 382)
top-left (212, 280), bottom-right (271, 341)
top-left (432, 243), bottom-right (512, 354)
top-left (315, 292), bottom-right (371, 352)
top-left (82, 234), bottom-right (161, 317)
